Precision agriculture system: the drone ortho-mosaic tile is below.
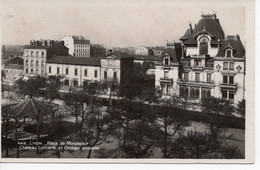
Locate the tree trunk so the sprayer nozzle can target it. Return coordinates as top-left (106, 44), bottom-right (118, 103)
top-left (87, 148), bottom-right (92, 158)
top-left (36, 124), bottom-right (40, 154)
top-left (163, 118), bottom-right (168, 158)
top-left (5, 120), bottom-right (9, 157)
top-left (15, 118), bottom-right (19, 158)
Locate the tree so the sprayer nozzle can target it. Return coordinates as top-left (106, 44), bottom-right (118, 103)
top-left (201, 97), bottom-right (235, 125)
top-left (78, 106), bottom-right (113, 158)
top-left (120, 118), bottom-right (156, 158)
top-left (45, 75), bottom-right (62, 103)
top-left (237, 99), bottom-right (245, 118)
top-left (168, 125), bottom-right (243, 158)
top-left (1, 103), bottom-right (16, 157)
top-left (64, 88), bottom-right (83, 125)
top-left (15, 76), bottom-right (46, 99)
top-left (1, 69), bottom-right (6, 82)
top-left (153, 97), bottom-right (191, 158)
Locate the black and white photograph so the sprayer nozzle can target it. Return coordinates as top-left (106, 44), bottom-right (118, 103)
top-left (0, 0), bottom-right (255, 163)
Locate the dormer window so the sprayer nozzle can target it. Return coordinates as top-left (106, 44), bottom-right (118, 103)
top-left (225, 48), bottom-right (233, 58)
top-left (164, 56), bottom-right (170, 65)
top-left (199, 36), bottom-right (209, 55)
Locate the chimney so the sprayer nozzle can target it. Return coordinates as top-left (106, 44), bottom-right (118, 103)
top-left (30, 40), bottom-right (35, 46)
top-left (189, 22), bottom-right (193, 33)
top-left (236, 34), bottom-right (240, 40)
top-left (36, 40), bottom-right (40, 47)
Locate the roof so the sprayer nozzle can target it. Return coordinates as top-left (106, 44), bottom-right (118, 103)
top-left (216, 35), bottom-right (245, 58)
top-left (181, 14), bottom-right (225, 44)
top-left (9, 98), bottom-right (53, 117)
top-left (134, 55), bottom-right (159, 61)
top-left (46, 56), bottom-right (101, 66)
top-left (5, 64), bottom-right (24, 70)
top-left (111, 51), bottom-right (134, 59)
top-left (180, 28), bottom-right (192, 41)
top-left (1, 56), bottom-right (24, 66)
top-left (160, 43), bottom-right (182, 63)
top-left (23, 41), bottom-right (68, 50)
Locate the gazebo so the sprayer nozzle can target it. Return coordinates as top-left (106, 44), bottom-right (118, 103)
top-left (3, 98), bottom-right (58, 157)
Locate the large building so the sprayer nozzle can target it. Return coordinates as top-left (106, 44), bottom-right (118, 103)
top-left (46, 50), bottom-right (134, 87)
top-left (90, 44), bottom-right (106, 58)
top-left (155, 14), bottom-right (245, 104)
top-left (2, 57), bottom-right (24, 85)
top-left (62, 35), bottom-right (90, 57)
top-left (23, 40), bottom-right (69, 76)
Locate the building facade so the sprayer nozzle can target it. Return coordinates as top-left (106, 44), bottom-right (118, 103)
top-left (62, 35), bottom-right (90, 57)
top-left (2, 57), bottom-right (24, 85)
top-left (23, 40), bottom-right (69, 76)
top-left (46, 50), bottom-right (134, 87)
top-left (155, 14), bottom-right (246, 104)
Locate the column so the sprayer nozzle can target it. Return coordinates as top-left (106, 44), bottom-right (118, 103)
top-left (199, 87), bottom-right (202, 100)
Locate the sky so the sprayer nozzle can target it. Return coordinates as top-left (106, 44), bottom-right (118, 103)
top-left (0, 0), bottom-right (246, 48)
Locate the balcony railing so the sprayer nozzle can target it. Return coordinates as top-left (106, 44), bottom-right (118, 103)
top-left (192, 65), bottom-right (204, 70)
top-left (219, 82), bottom-right (237, 89)
top-left (160, 77), bottom-right (173, 85)
top-left (179, 79), bottom-right (215, 86)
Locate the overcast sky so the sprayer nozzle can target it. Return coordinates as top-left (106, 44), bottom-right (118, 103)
top-left (0, 0), bottom-right (246, 48)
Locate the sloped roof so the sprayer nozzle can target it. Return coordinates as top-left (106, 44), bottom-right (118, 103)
top-left (134, 55), bottom-right (159, 61)
top-left (180, 28), bottom-right (192, 41)
top-left (46, 56), bottom-right (101, 66)
top-left (24, 41), bottom-right (68, 50)
top-left (5, 64), bottom-right (24, 70)
top-left (216, 36), bottom-right (245, 58)
top-left (112, 51), bottom-right (134, 59)
top-left (2, 56), bottom-right (24, 66)
top-left (181, 15), bottom-right (225, 44)
top-left (9, 98), bottom-right (53, 117)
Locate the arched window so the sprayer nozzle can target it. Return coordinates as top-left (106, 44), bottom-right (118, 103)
top-left (206, 89), bottom-right (211, 98)
top-left (164, 57), bottom-right (169, 65)
top-left (195, 89), bottom-right (200, 99)
top-left (199, 37), bottom-right (209, 55)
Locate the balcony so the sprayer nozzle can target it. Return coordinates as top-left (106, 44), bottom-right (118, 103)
top-left (179, 79), bottom-right (215, 87)
top-left (192, 65), bottom-right (204, 71)
top-left (219, 82), bottom-right (237, 90)
top-left (160, 77), bottom-right (173, 85)
top-left (190, 54), bottom-right (207, 59)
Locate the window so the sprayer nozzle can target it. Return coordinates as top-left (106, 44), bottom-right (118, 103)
top-left (36, 51), bottom-right (39, 57)
top-left (73, 80), bottom-right (78, 86)
top-left (75, 68), bottom-right (78, 76)
top-left (6, 70), bottom-right (8, 73)
top-left (57, 67), bottom-right (60, 74)
top-left (195, 73), bottom-right (200, 82)
top-left (194, 60), bottom-right (200, 66)
top-left (164, 71), bottom-right (169, 78)
top-left (49, 67), bottom-right (52, 73)
top-left (41, 52), bottom-right (44, 57)
top-left (104, 71), bottom-right (107, 79)
top-left (199, 42), bottom-right (208, 55)
top-left (66, 68), bottom-right (69, 75)
top-left (36, 69), bottom-right (38, 74)
top-left (229, 76), bottom-right (234, 84)
top-left (31, 60), bottom-right (34, 66)
top-left (31, 69), bottom-right (33, 73)
top-left (223, 75), bottom-right (228, 83)
top-left (184, 72), bottom-right (189, 81)
top-left (36, 61), bottom-right (39, 66)
top-left (26, 60), bottom-right (29, 65)
top-left (227, 50), bottom-right (231, 57)
top-left (229, 92), bottom-right (234, 103)
top-left (114, 72), bottom-right (117, 80)
top-left (223, 62), bottom-right (228, 70)
top-left (26, 69), bottom-right (28, 73)
top-left (94, 70), bottom-right (98, 78)
top-left (164, 58), bottom-right (169, 65)
top-left (207, 74), bottom-right (212, 83)
top-left (64, 80), bottom-right (69, 86)
top-left (31, 51), bottom-right (34, 56)
top-left (222, 90), bottom-right (227, 99)
top-left (229, 62), bottom-right (234, 70)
